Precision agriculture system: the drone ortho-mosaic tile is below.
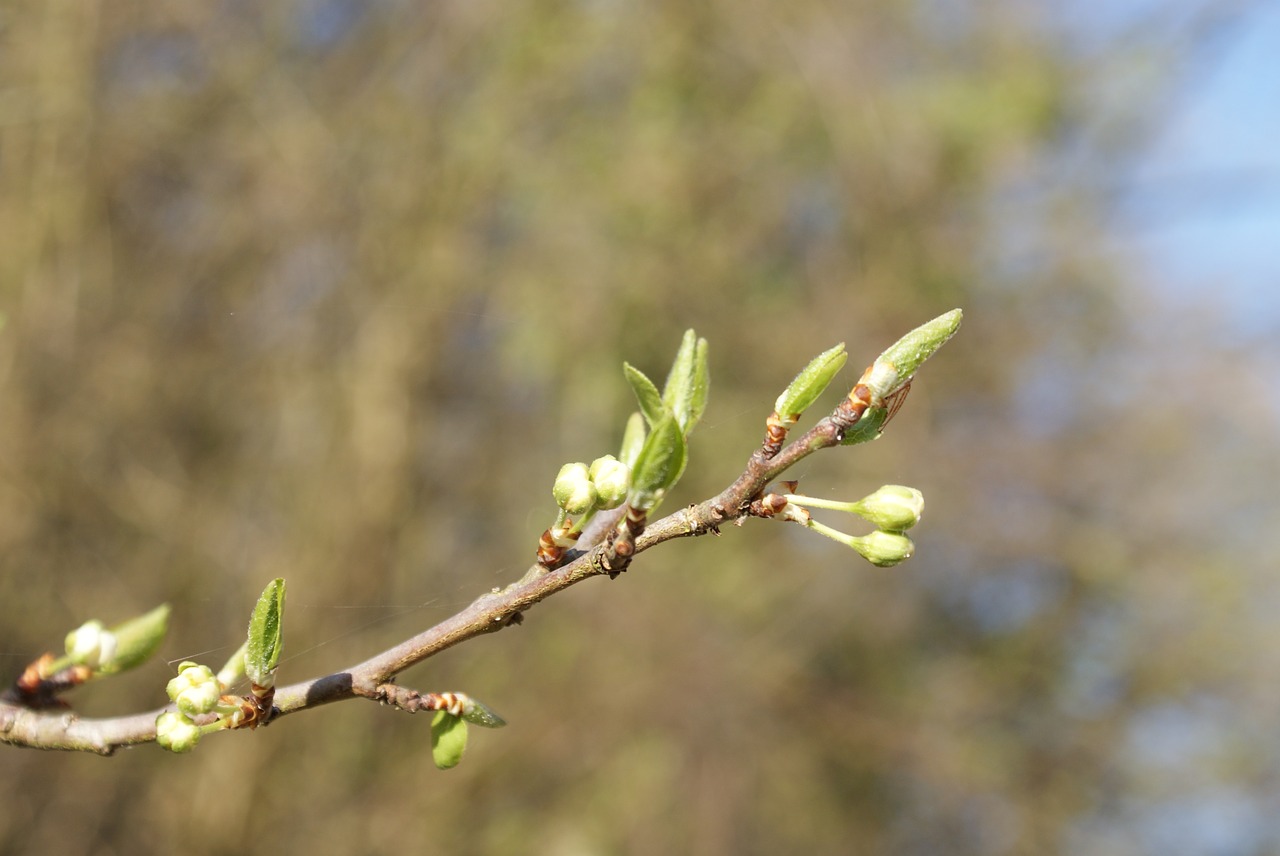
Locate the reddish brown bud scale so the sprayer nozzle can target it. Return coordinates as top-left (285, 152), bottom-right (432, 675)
top-left (537, 528), bottom-right (566, 568)
top-left (427, 692), bottom-right (466, 717)
top-left (762, 412), bottom-right (789, 458)
top-left (762, 493), bottom-right (789, 516)
top-left (226, 696), bottom-right (261, 729)
top-left (242, 684), bottom-right (275, 728)
top-left (15, 654), bottom-right (55, 694)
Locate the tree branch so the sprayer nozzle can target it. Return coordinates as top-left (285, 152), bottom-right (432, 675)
top-left (0, 407), bottom-right (843, 754)
top-left (2, 309), bottom-right (960, 754)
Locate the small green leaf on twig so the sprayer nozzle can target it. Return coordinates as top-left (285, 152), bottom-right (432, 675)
top-left (431, 712), bottom-right (469, 769)
top-left (623, 363), bottom-right (665, 426)
top-left (839, 405), bottom-right (888, 445)
top-left (246, 578), bottom-right (286, 690)
top-left (662, 330), bottom-right (710, 433)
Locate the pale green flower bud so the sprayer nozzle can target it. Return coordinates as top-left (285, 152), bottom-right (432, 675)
top-left (155, 711), bottom-right (202, 753)
top-left (589, 455), bottom-right (629, 509)
top-left (552, 462), bottom-right (597, 514)
top-left (850, 485), bottom-right (924, 532)
top-left (848, 530), bottom-right (915, 567)
top-left (166, 662), bottom-right (221, 716)
top-left (804, 518), bottom-right (916, 567)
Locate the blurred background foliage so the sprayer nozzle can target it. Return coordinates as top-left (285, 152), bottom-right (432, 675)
top-left (1, 1), bottom-right (1275, 854)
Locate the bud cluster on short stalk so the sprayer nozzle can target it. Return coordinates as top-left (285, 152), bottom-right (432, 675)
top-left (552, 455), bottom-right (632, 519)
top-left (784, 484), bottom-right (924, 568)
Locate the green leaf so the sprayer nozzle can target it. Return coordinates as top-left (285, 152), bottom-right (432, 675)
top-left (775, 343), bottom-right (847, 422)
top-left (684, 336), bottom-right (710, 433)
top-left (619, 411), bottom-right (647, 471)
top-left (99, 604), bottom-right (171, 675)
top-left (431, 712), bottom-right (469, 770)
top-left (623, 363), bottom-right (665, 426)
top-left (661, 330), bottom-right (709, 433)
top-left (246, 578), bottom-right (286, 689)
top-left (626, 412), bottom-right (687, 512)
top-left (839, 405), bottom-right (888, 445)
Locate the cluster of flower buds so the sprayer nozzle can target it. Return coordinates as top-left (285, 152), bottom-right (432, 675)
top-left (781, 484), bottom-right (925, 567)
top-left (155, 578), bottom-right (285, 752)
top-left (155, 660), bottom-right (242, 753)
top-left (553, 455), bottom-right (630, 516)
top-left (539, 455), bottom-right (632, 566)
top-left (752, 310), bottom-right (961, 566)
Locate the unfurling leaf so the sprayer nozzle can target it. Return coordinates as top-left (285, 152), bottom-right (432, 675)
top-left (626, 412), bottom-right (687, 512)
top-left (662, 330), bottom-right (710, 433)
top-left (619, 411), bottom-right (647, 471)
top-left (623, 363), bottom-right (665, 427)
top-left (246, 578), bottom-right (286, 690)
top-left (775, 343), bottom-right (847, 423)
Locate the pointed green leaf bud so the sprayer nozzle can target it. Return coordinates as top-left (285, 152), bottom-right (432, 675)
top-left (623, 363), bottom-right (665, 427)
top-left (589, 455), bottom-right (629, 510)
top-left (619, 412), bottom-right (647, 471)
top-left (155, 711), bottom-right (202, 753)
top-left (859, 309), bottom-right (962, 404)
top-left (850, 485), bottom-right (924, 531)
top-left (98, 604), bottom-right (170, 675)
top-left (553, 462), bottom-right (598, 514)
top-left (65, 620), bottom-right (115, 669)
top-left (626, 412), bottom-right (687, 512)
top-left (166, 662), bottom-right (221, 717)
top-left (246, 578), bottom-right (286, 690)
top-left (661, 330), bottom-right (710, 434)
top-left (848, 530), bottom-right (915, 567)
top-left (775, 343), bottom-right (847, 424)
top-left (431, 712), bottom-right (469, 770)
